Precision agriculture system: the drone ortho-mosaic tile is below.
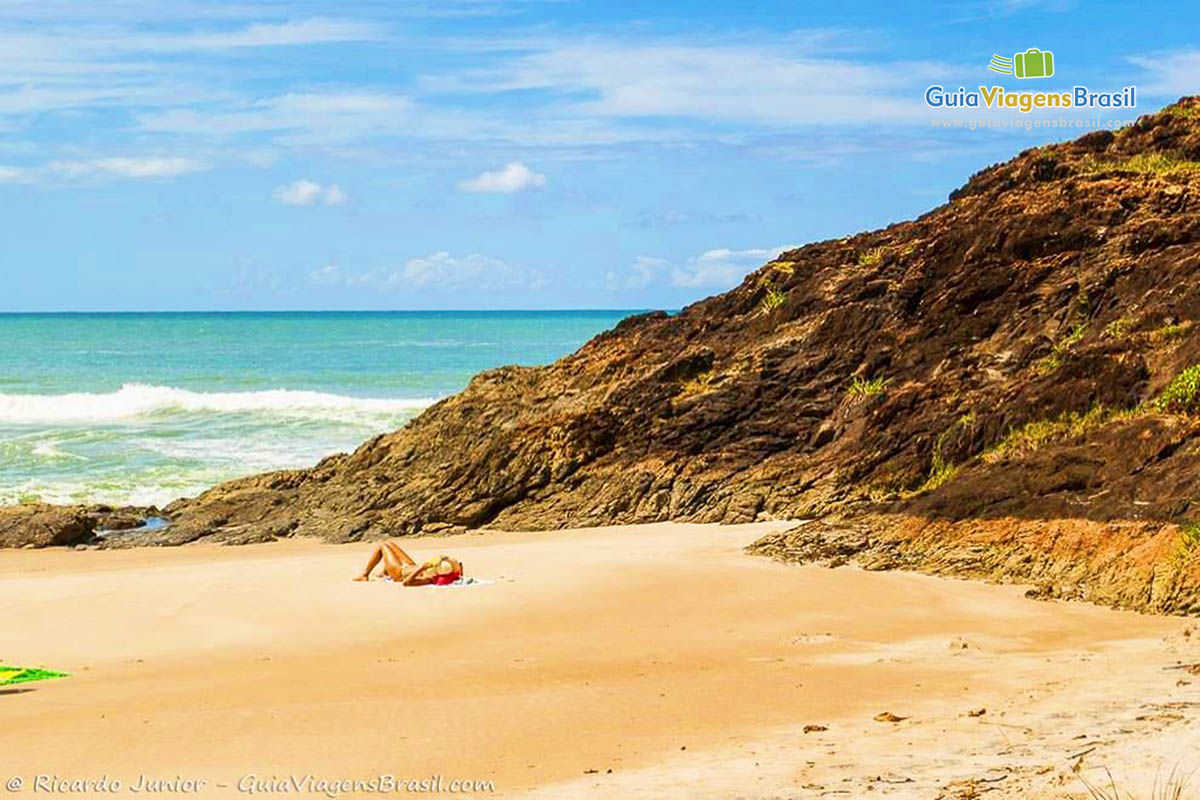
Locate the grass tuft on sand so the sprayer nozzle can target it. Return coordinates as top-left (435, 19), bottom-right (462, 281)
top-left (1078, 763), bottom-right (1192, 800)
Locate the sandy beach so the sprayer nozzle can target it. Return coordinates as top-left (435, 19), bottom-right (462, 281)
top-left (3, 521), bottom-right (1200, 799)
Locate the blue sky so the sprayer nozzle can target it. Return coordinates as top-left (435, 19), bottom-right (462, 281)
top-left (0, 0), bottom-right (1195, 311)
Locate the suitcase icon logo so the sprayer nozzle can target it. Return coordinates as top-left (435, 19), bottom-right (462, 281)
top-left (988, 48), bottom-right (1055, 79)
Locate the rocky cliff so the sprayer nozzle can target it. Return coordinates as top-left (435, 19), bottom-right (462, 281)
top-left (9, 99), bottom-right (1200, 611)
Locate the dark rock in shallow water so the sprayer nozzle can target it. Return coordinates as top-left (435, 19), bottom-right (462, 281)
top-left (0, 504), bottom-right (161, 549)
top-left (91, 513), bottom-right (145, 532)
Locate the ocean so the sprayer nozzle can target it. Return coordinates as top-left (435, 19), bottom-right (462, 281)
top-left (0, 311), bottom-right (635, 507)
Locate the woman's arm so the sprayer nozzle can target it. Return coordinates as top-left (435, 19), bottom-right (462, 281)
top-left (401, 562), bottom-right (436, 586)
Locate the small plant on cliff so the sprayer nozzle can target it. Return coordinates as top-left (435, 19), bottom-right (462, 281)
top-left (918, 451), bottom-right (958, 493)
top-left (1178, 521), bottom-right (1200, 557)
top-left (914, 421), bottom-right (969, 494)
top-left (1125, 152), bottom-right (1200, 174)
top-left (759, 286), bottom-right (786, 313)
top-left (847, 375), bottom-right (890, 398)
top-left (1037, 321), bottom-right (1088, 373)
top-left (1150, 320), bottom-right (1193, 345)
top-left (984, 404), bottom-right (1114, 463)
top-left (1033, 352), bottom-right (1063, 375)
top-left (1102, 314), bottom-right (1136, 341)
top-left (1061, 321), bottom-right (1087, 349)
top-left (1153, 365), bottom-right (1200, 415)
top-left (1165, 104), bottom-right (1200, 120)
top-left (676, 369), bottom-right (718, 400)
top-left (1174, 519), bottom-right (1200, 568)
top-left (1084, 151), bottom-right (1200, 176)
top-left (1034, 322), bottom-right (1088, 375)
top-left (857, 247), bottom-right (885, 267)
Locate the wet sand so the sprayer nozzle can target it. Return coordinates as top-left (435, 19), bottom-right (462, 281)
top-left (1, 522), bottom-right (1196, 798)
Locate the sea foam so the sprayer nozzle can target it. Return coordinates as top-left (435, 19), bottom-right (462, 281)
top-left (0, 383), bottom-right (436, 424)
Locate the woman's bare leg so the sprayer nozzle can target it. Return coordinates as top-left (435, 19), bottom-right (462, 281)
top-left (353, 545), bottom-right (386, 581)
top-left (354, 540), bottom-right (419, 581)
top-left (383, 540), bottom-right (417, 567)
top-left (379, 543), bottom-right (408, 582)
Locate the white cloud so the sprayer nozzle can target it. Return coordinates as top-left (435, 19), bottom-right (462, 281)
top-left (48, 156), bottom-right (207, 178)
top-left (0, 85), bottom-right (189, 116)
top-left (140, 92), bottom-right (414, 137)
top-left (273, 179), bottom-right (322, 205)
top-left (0, 21), bottom-right (966, 174)
top-left (609, 245), bottom-right (795, 291)
top-left (0, 20), bottom-right (385, 123)
top-left (324, 184), bottom-right (348, 205)
top-left (0, 165), bottom-right (26, 182)
top-left (672, 245), bottom-right (795, 288)
top-left (607, 255), bottom-right (668, 290)
top-left (392, 251), bottom-right (528, 288)
top-left (1130, 50), bottom-right (1200, 96)
top-left (308, 264), bottom-right (378, 287)
top-left (0, 18), bottom-right (380, 60)
top-left (158, 18), bottom-right (381, 51)
top-left (304, 252), bottom-right (540, 292)
top-left (308, 264), bottom-right (344, 286)
top-left (0, 21), bottom-right (980, 185)
top-left (272, 179), bottom-right (348, 206)
top-left (435, 41), bottom-right (949, 126)
top-left (458, 161), bottom-right (547, 193)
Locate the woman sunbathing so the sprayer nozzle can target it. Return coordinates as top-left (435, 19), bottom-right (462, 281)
top-left (353, 540), bottom-right (463, 585)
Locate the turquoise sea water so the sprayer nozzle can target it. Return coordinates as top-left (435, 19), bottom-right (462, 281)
top-left (0, 311), bottom-right (635, 507)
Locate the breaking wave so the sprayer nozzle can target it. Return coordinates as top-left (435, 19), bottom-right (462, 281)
top-left (0, 384), bottom-right (436, 424)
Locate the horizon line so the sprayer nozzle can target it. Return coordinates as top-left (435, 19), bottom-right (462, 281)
top-left (0, 307), bottom-right (658, 315)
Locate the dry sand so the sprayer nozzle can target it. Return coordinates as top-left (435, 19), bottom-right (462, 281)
top-left (3, 521), bottom-right (1200, 799)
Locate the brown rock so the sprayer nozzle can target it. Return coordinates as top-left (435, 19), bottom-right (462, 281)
top-left (0, 504), bottom-right (96, 548)
top-left (160, 100), bottom-right (1200, 557)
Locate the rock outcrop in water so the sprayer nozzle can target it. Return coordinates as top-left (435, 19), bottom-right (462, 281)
top-left (0, 503), bottom-right (150, 548)
top-left (11, 99), bottom-right (1200, 612)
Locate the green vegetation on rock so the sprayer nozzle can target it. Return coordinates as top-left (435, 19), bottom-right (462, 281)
top-left (857, 247), bottom-right (885, 267)
top-left (759, 287), bottom-right (786, 313)
top-left (1083, 151), bottom-right (1200, 175)
top-left (1034, 322), bottom-right (1088, 375)
top-left (1150, 320), bottom-right (1193, 345)
top-left (1153, 365), bottom-right (1200, 415)
top-left (846, 375), bottom-right (890, 398)
top-left (984, 405), bottom-right (1119, 463)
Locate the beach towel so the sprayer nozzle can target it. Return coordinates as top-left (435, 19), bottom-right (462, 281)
top-left (428, 577), bottom-right (493, 588)
top-left (381, 576), bottom-right (494, 587)
top-left (0, 665), bottom-right (69, 686)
